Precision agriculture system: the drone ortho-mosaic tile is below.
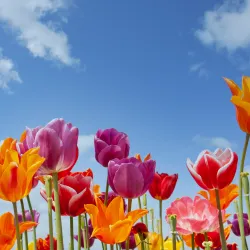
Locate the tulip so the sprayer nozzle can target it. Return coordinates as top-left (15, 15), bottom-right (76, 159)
top-left (224, 76), bottom-right (250, 134)
top-left (166, 196), bottom-right (222, 235)
top-left (215, 243), bottom-right (238, 250)
top-left (94, 128), bottom-right (130, 167)
top-left (0, 145), bottom-right (45, 202)
top-left (149, 172), bottom-right (178, 200)
top-left (0, 137), bottom-right (16, 164)
top-left (41, 172), bottom-right (95, 217)
top-left (17, 118), bottom-right (79, 175)
top-left (84, 196), bottom-right (148, 244)
top-left (36, 235), bottom-right (57, 250)
top-left (131, 222), bottom-right (148, 240)
top-left (121, 232), bottom-right (137, 249)
top-left (227, 213), bottom-right (250, 236)
top-left (198, 183), bottom-right (239, 209)
top-left (18, 209), bottom-right (40, 229)
top-left (0, 212), bottom-right (37, 250)
top-left (108, 157), bottom-right (156, 199)
top-left (99, 191), bottom-right (127, 211)
top-left (187, 148), bottom-right (238, 190)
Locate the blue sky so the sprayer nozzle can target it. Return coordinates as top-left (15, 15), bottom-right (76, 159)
top-left (1, 0), bottom-right (250, 249)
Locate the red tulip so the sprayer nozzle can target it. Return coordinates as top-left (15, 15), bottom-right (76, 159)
top-left (149, 172), bottom-right (178, 200)
top-left (41, 171), bottom-right (95, 217)
top-left (187, 148), bottom-right (238, 190)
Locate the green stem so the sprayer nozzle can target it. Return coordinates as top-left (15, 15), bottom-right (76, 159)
top-left (45, 176), bottom-right (54, 250)
top-left (70, 217), bottom-right (74, 250)
top-left (13, 202), bottom-right (22, 250)
top-left (215, 189), bottom-right (227, 250)
top-left (126, 199), bottom-right (132, 250)
top-left (141, 240), bottom-right (145, 250)
top-left (26, 195), bottom-right (37, 250)
top-left (191, 233), bottom-right (195, 250)
top-left (169, 215), bottom-right (177, 250)
top-left (84, 213), bottom-right (89, 250)
top-left (20, 199), bottom-right (29, 250)
top-left (138, 197), bottom-right (144, 223)
top-left (204, 232), bottom-right (211, 250)
top-left (238, 133), bottom-right (250, 249)
top-left (110, 245), bottom-right (114, 250)
top-left (159, 200), bottom-right (164, 250)
top-left (78, 215), bottom-right (82, 250)
top-left (150, 209), bottom-right (155, 232)
top-left (180, 236), bottom-right (185, 250)
top-left (104, 175), bottom-right (109, 206)
top-left (52, 172), bottom-right (64, 250)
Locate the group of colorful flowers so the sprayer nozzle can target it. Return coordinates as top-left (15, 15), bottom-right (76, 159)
top-left (1, 76), bottom-right (250, 250)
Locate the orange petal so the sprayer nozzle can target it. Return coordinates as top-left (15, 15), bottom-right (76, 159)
top-left (242, 76), bottom-right (250, 102)
top-left (126, 209), bottom-right (148, 224)
top-left (20, 130), bottom-right (27, 143)
top-left (84, 204), bottom-right (99, 228)
top-left (135, 154), bottom-right (142, 162)
top-left (91, 227), bottom-right (115, 244)
top-left (111, 218), bottom-right (133, 243)
top-left (19, 221), bottom-right (37, 234)
top-left (144, 153), bottom-right (151, 161)
top-left (105, 196), bottom-right (125, 223)
top-left (224, 77), bottom-right (242, 96)
top-left (197, 190), bottom-right (209, 199)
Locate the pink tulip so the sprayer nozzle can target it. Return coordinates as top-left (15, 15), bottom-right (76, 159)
top-left (166, 196), bottom-right (223, 235)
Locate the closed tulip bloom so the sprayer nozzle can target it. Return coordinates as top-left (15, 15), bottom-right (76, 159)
top-left (0, 212), bottom-right (37, 250)
top-left (227, 213), bottom-right (250, 236)
top-left (166, 196), bottom-right (222, 235)
top-left (108, 157), bottom-right (156, 199)
top-left (94, 128), bottom-right (130, 167)
top-left (17, 118), bottom-right (79, 175)
top-left (187, 148), bottom-right (238, 190)
top-left (41, 172), bottom-right (95, 217)
top-left (0, 144), bottom-right (45, 202)
top-left (84, 196), bottom-right (148, 245)
top-left (224, 76), bottom-right (250, 134)
top-left (149, 172), bottom-right (178, 200)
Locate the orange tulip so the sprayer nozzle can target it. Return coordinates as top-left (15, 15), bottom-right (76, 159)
top-left (135, 153), bottom-right (151, 162)
top-left (36, 235), bottom-right (57, 250)
top-left (0, 212), bottom-right (37, 250)
top-left (0, 138), bottom-right (17, 164)
top-left (84, 196), bottom-right (148, 245)
top-left (182, 234), bottom-right (198, 248)
top-left (224, 76), bottom-right (250, 133)
top-left (198, 184), bottom-right (238, 209)
top-left (0, 139), bottom-right (45, 202)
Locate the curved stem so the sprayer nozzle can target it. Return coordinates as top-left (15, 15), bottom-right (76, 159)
top-left (52, 172), bottom-right (64, 250)
top-left (215, 189), bottom-right (227, 250)
top-left (20, 199), bottom-right (29, 250)
top-left (159, 200), bottom-right (164, 250)
top-left (13, 202), bottom-right (22, 250)
top-left (70, 217), bottom-right (74, 250)
top-left (26, 195), bottom-right (37, 250)
top-left (238, 133), bottom-right (250, 250)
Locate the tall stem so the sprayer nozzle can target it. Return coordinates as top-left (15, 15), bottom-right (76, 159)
top-left (104, 175), bottom-right (109, 206)
top-left (215, 189), bottom-right (227, 250)
top-left (13, 202), bottom-right (22, 250)
top-left (138, 197), bottom-right (144, 223)
top-left (78, 215), bottom-right (82, 250)
top-left (126, 199), bottom-right (132, 250)
top-left (150, 209), bottom-right (155, 232)
top-left (84, 213), bottom-right (89, 250)
top-left (204, 232), bottom-right (211, 250)
top-left (238, 133), bottom-right (250, 250)
top-left (159, 200), bottom-right (164, 250)
top-left (26, 195), bottom-right (37, 250)
top-left (110, 245), bottom-right (114, 250)
top-left (191, 233), bottom-right (195, 250)
top-left (169, 215), bottom-right (177, 250)
top-left (20, 199), bottom-right (29, 250)
top-left (52, 172), bottom-right (64, 250)
top-left (70, 217), bottom-right (74, 250)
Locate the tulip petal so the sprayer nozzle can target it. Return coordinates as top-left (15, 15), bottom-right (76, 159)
top-left (84, 204), bottom-right (99, 228)
top-left (19, 221), bottom-right (37, 234)
top-left (108, 160), bottom-right (119, 193)
top-left (242, 76), bottom-right (250, 102)
top-left (98, 145), bottom-right (124, 167)
top-left (105, 196), bottom-right (125, 224)
top-left (126, 209), bottom-right (148, 224)
top-left (91, 227), bottom-right (115, 244)
top-left (110, 218), bottom-right (133, 243)
top-left (224, 77), bottom-right (242, 96)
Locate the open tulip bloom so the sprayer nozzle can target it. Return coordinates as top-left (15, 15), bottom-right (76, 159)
top-left (2, 76), bottom-right (250, 250)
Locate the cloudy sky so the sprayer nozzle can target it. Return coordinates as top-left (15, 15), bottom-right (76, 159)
top-left (1, 0), bottom-right (250, 249)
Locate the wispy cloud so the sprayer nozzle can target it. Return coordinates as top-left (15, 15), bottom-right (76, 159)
top-left (189, 62), bottom-right (209, 78)
top-left (0, 48), bottom-right (22, 92)
top-left (0, 0), bottom-right (79, 66)
top-left (192, 134), bottom-right (236, 149)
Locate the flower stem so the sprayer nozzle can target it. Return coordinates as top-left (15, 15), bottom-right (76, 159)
top-left (138, 197), bottom-right (144, 223)
top-left (13, 202), bottom-right (22, 250)
top-left (238, 133), bottom-right (250, 250)
top-left (215, 189), bottom-right (227, 250)
top-left (191, 233), bottom-right (195, 250)
top-left (52, 172), bottom-right (64, 250)
top-left (110, 245), bottom-right (114, 250)
top-left (26, 195), bottom-right (37, 250)
top-left (204, 232), bottom-right (211, 250)
top-left (84, 213), bottom-right (89, 250)
top-left (70, 217), bottom-right (74, 250)
top-left (150, 209), bottom-right (155, 232)
top-left (44, 176), bottom-right (54, 250)
top-left (104, 175), bottom-right (109, 206)
top-left (20, 199), bottom-right (29, 250)
top-left (126, 198), bottom-right (132, 250)
top-left (170, 215), bottom-right (177, 250)
top-left (78, 215), bottom-right (82, 250)
top-left (159, 200), bottom-right (164, 250)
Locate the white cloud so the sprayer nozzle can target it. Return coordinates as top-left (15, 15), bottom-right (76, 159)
top-left (78, 134), bottom-right (94, 154)
top-left (189, 62), bottom-right (209, 78)
top-left (0, 48), bottom-right (22, 91)
top-left (192, 134), bottom-right (235, 148)
top-left (195, 0), bottom-right (250, 51)
top-left (0, 0), bottom-right (79, 66)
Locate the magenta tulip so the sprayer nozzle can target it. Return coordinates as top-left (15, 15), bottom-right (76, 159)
top-left (94, 128), bottom-right (130, 167)
top-left (108, 157), bottom-right (155, 199)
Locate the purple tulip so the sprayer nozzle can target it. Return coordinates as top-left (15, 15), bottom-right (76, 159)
top-left (108, 157), bottom-right (156, 199)
top-left (18, 210), bottom-right (40, 230)
top-left (17, 118), bottom-right (79, 175)
top-left (228, 213), bottom-right (250, 236)
top-left (74, 219), bottom-right (95, 248)
top-left (94, 128), bottom-right (130, 167)
top-left (121, 232), bottom-right (136, 249)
